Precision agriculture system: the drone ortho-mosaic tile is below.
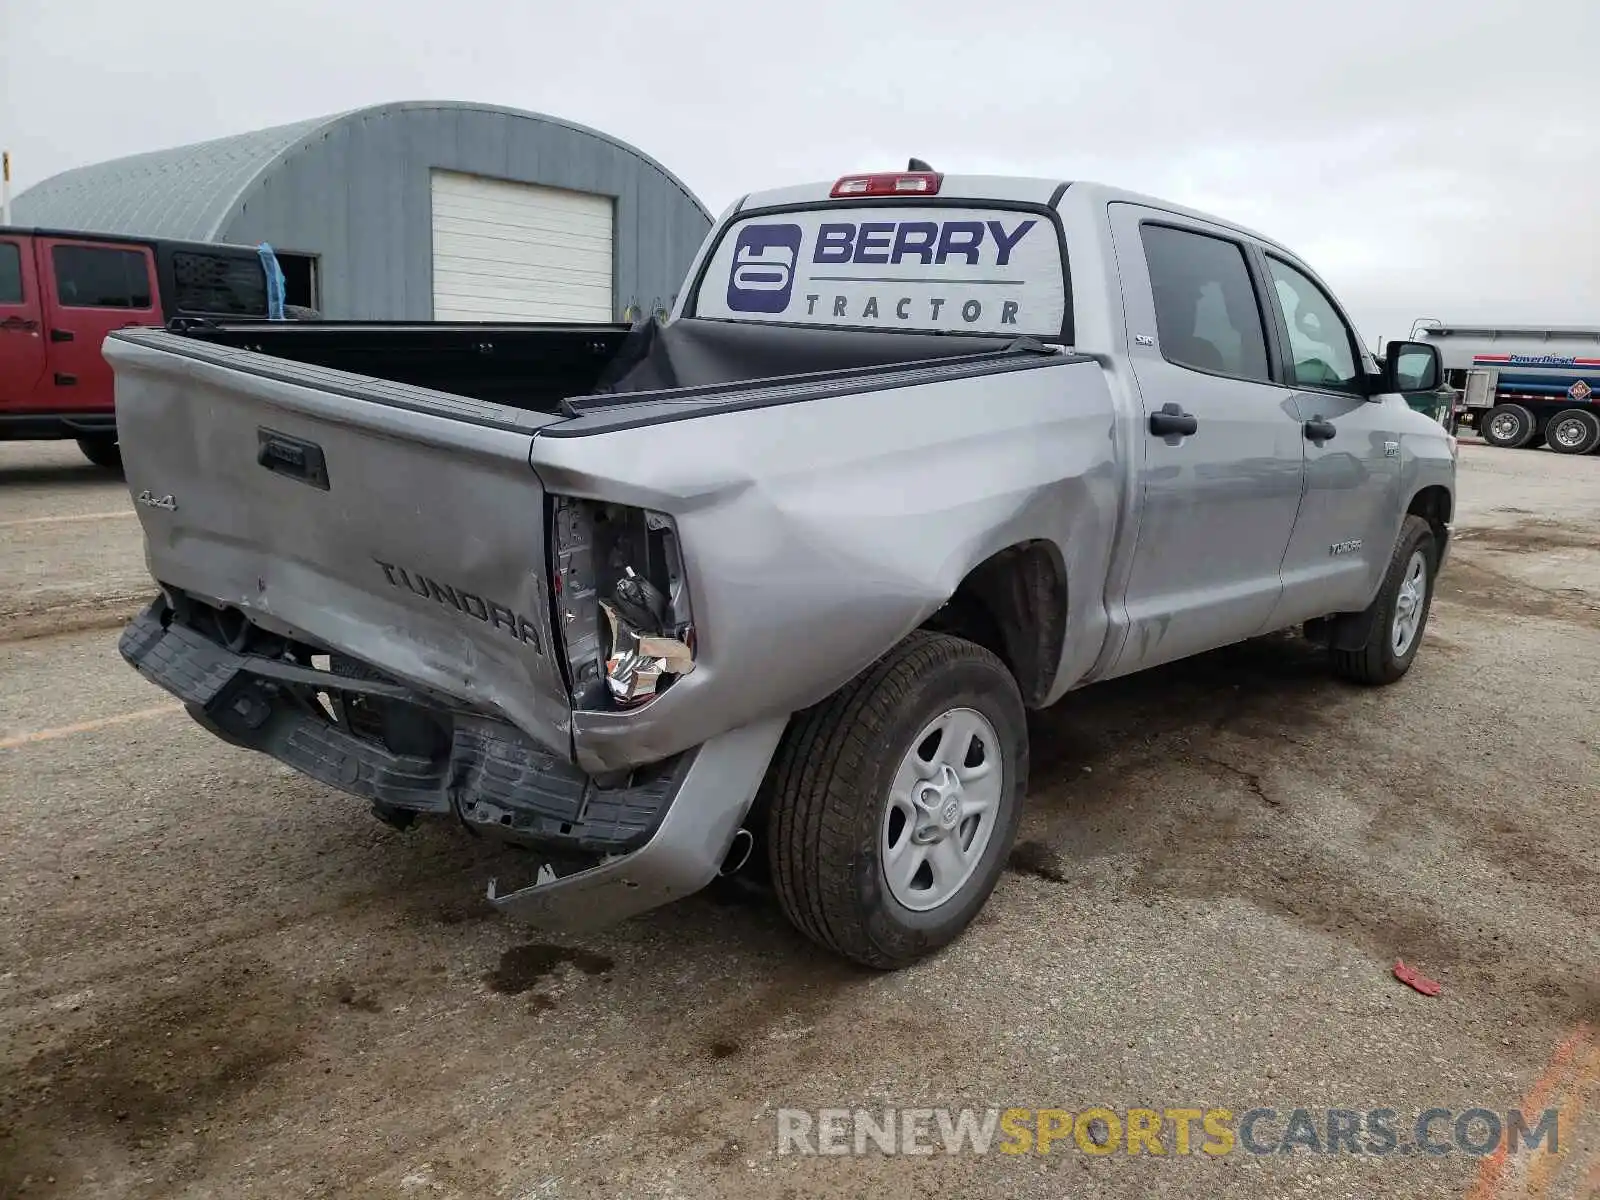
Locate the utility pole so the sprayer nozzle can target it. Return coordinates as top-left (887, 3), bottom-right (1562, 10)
top-left (2, 150), bottom-right (11, 226)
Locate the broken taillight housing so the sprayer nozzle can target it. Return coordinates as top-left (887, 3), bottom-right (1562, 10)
top-left (550, 497), bottom-right (695, 711)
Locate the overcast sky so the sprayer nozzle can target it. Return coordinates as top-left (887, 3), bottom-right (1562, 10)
top-left (3, 0), bottom-right (1595, 344)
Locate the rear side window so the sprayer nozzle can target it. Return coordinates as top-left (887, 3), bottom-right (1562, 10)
top-left (0, 242), bottom-right (22, 303)
top-left (171, 251), bottom-right (267, 316)
top-left (1141, 224), bottom-right (1270, 382)
top-left (52, 245), bottom-right (152, 309)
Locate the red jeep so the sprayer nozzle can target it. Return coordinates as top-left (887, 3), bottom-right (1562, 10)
top-left (0, 229), bottom-right (273, 468)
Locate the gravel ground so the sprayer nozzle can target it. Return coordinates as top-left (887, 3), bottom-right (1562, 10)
top-left (0, 437), bottom-right (1596, 1199)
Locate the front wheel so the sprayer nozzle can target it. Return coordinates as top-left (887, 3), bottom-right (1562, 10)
top-left (763, 631), bottom-right (1027, 969)
top-left (1330, 515), bottom-right (1438, 686)
top-left (76, 436), bottom-right (122, 471)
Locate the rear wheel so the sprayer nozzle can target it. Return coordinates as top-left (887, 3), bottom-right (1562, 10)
top-left (76, 436), bottom-right (122, 471)
top-left (1480, 404), bottom-right (1536, 448)
top-left (1330, 516), bottom-right (1437, 686)
top-left (764, 631), bottom-right (1027, 969)
top-left (1544, 408), bottom-right (1600, 455)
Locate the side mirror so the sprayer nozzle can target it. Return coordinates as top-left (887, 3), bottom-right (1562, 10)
top-left (1383, 340), bottom-right (1441, 394)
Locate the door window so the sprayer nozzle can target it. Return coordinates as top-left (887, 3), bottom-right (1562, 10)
top-left (1265, 257), bottom-right (1361, 393)
top-left (52, 245), bottom-right (153, 309)
top-left (1140, 224), bottom-right (1271, 382)
top-left (0, 242), bottom-right (22, 303)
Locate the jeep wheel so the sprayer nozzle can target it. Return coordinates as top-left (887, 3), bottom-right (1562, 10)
top-left (1480, 404), bottom-right (1536, 449)
top-left (76, 436), bottom-right (122, 471)
top-left (763, 631), bottom-right (1027, 969)
top-left (1544, 408), bottom-right (1600, 455)
top-left (1330, 515), bottom-right (1438, 686)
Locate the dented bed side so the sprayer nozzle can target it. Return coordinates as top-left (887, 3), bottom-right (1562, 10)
top-left (529, 353), bottom-right (1122, 773)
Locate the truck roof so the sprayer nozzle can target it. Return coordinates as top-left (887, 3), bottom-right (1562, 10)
top-left (732, 176), bottom-right (1296, 257)
top-left (0, 225), bottom-right (261, 257)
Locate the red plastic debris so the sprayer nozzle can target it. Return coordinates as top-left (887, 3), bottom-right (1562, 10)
top-left (1393, 960), bottom-right (1443, 997)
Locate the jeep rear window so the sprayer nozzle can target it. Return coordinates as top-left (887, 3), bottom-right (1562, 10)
top-left (693, 206), bottom-right (1069, 339)
top-left (172, 251), bottom-right (268, 316)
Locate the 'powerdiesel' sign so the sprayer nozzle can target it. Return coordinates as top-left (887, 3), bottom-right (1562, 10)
top-left (700, 207), bottom-right (1066, 338)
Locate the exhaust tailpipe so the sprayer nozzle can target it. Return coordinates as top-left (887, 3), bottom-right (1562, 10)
top-left (719, 828), bottom-right (754, 877)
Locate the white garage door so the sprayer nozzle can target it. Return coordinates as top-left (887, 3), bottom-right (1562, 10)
top-left (430, 170), bottom-right (614, 322)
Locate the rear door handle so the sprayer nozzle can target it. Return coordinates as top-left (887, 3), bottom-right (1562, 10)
top-left (50, 329), bottom-right (74, 343)
top-left (1149, 402), bottom-right (1199, 438)
top-left (1303, 418), bottom-right (1337, 442)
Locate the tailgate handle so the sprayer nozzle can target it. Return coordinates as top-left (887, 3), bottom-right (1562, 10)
top-left (257, 428), bottom-right (331, 490)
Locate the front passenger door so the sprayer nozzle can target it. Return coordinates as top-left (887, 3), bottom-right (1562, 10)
top-left (1260, 254), bottom-right (1401, 625)
top-left (0, 238), bottom-right (48, 412)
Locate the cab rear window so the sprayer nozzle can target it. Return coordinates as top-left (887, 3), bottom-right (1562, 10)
top-left (693, 206), bottom-right (1068, 339)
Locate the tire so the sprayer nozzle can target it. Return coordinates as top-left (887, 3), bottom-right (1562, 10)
top-left (1544, 408), bottom-right (1600, 455)
top-left (763, 630), bottom-right (1027, 969)
top-left (1330, 515), bottom-right (1437, 686)
top-left (76, 436), bottom-right (122, 471)
top-left (1479, 404), bottom-right (1536, 448)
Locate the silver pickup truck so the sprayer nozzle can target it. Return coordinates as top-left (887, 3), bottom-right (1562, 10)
top-left (111, 171), bottom-right (1456, 968)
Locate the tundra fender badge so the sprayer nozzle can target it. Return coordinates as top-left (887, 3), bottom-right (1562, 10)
top-left (1329, 539), bottom-right (1363, 556)
top-left (137, 489), bottom-right (177, 511)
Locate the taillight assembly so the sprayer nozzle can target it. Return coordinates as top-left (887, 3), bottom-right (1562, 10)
top-left (550, 496), bottom-right (695, 711)
top-left (831, 171), bottom-right (943, 198)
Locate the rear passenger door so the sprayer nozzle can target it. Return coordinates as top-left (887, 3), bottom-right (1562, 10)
top-left (1106, 204), bottom-right (1306, 675)
top-left (40, 238), bottom-right (160, 411)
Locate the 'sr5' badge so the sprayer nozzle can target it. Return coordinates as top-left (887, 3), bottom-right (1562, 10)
top-left (727, 224), bottom-right (802, 313)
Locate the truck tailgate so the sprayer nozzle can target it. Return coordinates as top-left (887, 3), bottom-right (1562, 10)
top-left (105, 329), bottom-right (573, 758)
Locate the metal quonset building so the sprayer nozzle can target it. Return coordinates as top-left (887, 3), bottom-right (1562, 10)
top-left (10, 101), bottom-right (711, 322)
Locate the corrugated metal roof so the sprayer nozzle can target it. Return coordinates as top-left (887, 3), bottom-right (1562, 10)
top-left (10, 102), bottom-right (710, 244)
top-left (10, 113), bottom-right (344, 240)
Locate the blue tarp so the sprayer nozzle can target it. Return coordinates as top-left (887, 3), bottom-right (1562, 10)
top-left (257, 243), bottom-right (287, 320)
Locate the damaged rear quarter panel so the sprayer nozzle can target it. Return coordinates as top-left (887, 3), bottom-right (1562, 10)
top-left (530, 358), bottom-right (1122, 773)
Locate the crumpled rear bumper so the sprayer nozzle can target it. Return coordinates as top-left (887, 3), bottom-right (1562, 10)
top-left (118, 597), bottom-right (785, 931)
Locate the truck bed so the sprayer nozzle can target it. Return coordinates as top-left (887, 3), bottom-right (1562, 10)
top-left (174, 317), bottom-right (1035, 416)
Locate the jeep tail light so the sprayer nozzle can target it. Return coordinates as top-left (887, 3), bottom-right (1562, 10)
top-left (550, 497), bottom-right (695, 711)
top-left (831, 172), bottom-right (942, 198)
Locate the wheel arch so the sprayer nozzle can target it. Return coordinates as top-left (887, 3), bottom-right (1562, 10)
top-left (919, 540), bottom-right (1068, 707)
top-left (1406, 484), bottom-right (1452, 561)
